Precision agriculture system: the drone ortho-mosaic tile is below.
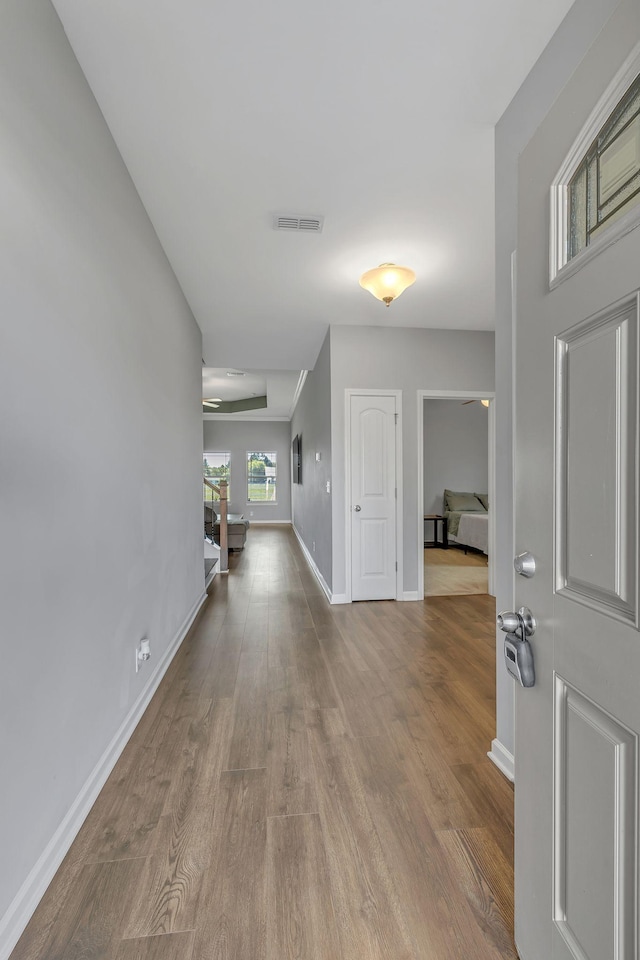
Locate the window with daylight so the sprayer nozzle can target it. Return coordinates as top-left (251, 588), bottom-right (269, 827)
top-left (568, 72), bottom-right (640, 261)
top-left (247, 451), bottom-right (277, 503)
top-left (203, 452), bottom-right (230, 500)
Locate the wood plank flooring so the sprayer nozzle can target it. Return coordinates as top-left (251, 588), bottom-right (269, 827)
top-left (425, 546), bottom-right (489, 596)
top-left (11, 525), bottom-right (516, 960)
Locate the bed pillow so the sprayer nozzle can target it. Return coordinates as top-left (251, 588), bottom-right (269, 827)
top-left (445, 490), bottom-right (485, 512)
top-left (475, 493), bottom-right (489, 510)
top-left (444, 488), bottom-right (472, 511)
top-left (443, 488), bottom-right (469, 510)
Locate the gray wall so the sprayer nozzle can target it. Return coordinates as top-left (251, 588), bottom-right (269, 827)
top-left (0, 0), bottom-right (203, 942)
top-left (423, 399), bottom-right (489, 521)
top-left (202, 419), bottom-right (292, 521)
top-left (291, 330), bottom-right (333, 589)
top-left (494, 0), bottom-right (620, 762)
top-left (330, 326), bottom-right (494, 599)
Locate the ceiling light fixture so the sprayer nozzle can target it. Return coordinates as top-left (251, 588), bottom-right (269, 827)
top-left (359, 263), bottom-right (416, 306)
top-left (481, 399), bottom-right (490, 407)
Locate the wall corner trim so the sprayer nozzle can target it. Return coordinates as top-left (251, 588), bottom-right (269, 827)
top-left (487, 738), bottom-right (515, 782)
top-left (289, 370), bottom-right (309, 417)
top-left (0, 589), bottom-right (208, 960)
top-left (329, 593), bottom-right (349, 605)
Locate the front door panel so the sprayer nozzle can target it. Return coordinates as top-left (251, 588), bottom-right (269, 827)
top-left (555, 299), bottom-right (638, 623)
top-left (514, 14), bottom-right (640, 960)
top-left (553, 676), bottom-right (637, 960)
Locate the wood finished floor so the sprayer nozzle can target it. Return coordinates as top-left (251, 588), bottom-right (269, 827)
top-left (425, 546), bottom-right (489, 597)
top-left (12, 525), bottom-right (516, 960)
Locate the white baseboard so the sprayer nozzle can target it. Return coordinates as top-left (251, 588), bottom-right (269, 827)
top-left (0, 590), bottom-right (208, 960)
top-left (248, 519), bottom-right (292, 525)
top-left (401, 591), bottom-right (420, 601)
top-left (291, 524), bottom-right (339, 604)
top-left (487, 738), bottom-right (515, 782)
top-left (329, 593), bottom-right (349, 605)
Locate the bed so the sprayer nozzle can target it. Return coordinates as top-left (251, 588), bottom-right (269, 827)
top-left (447, 512), bottom-right (489, 554)
top-left (443, 490), bottom-right (489, 555)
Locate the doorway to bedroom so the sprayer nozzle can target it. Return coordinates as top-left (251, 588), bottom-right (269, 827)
top-left (418, 393), bottom-right (495, 599)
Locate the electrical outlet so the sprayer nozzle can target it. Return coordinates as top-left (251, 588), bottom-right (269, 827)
top-left (312, 540), bottom-right (316, 552)
top-left (135, 638), bottom-right (151, 673)
top-left (326, 480), bottom-right (331, 493)
top-left (250, 511), bottom-right (254, 517)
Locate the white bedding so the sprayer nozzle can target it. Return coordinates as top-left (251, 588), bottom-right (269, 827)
top-left (448, 512), bottom-right (488, 554)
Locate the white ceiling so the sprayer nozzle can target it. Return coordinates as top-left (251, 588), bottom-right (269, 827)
top-left (202, 367), bottom-right (304, 419)
top-left (52, 0), bottom-right (574, 375)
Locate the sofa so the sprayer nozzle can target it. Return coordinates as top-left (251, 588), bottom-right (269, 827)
top-left (204, 501), bottom-right (250, 550)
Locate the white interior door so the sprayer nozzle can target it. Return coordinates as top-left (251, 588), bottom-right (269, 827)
top-left (514, 37), bottom-right (640, 960)
top-left (350, 393), bottom-right (397, 601)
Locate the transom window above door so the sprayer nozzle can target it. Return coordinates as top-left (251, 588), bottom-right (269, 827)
top-left (551, 49), bottom-right (640, 286)
top-left (569, 73), bottom-right (640, 258)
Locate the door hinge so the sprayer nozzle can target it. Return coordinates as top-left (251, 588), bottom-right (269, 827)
top-left (395, 487), bottom-right (397, 499)
top-left (395, 561), bottom-right (398, 571)
top-left (394, 413), bottom-right (398, 424)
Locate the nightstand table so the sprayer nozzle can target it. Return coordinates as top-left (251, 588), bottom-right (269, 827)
top-left (424, 514), bottom-right (448, 548)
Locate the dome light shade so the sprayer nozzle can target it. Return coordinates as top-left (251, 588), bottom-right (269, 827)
top-left (359, 263), bottom-right (416, 306)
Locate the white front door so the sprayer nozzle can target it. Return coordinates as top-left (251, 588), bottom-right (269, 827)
top-left (514, 35), bottom-right (640, 960)
top-left (349, 393), bottom-right (397, 601)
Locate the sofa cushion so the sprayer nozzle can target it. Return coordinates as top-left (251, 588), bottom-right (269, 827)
top-left (213, 517), bottom-right (249, 530)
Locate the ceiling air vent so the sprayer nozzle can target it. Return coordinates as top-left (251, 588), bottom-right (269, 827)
top-left (273, 214), bottom-right (324, 233)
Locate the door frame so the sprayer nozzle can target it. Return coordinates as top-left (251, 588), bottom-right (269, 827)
top-left (417, 389), bottom-right (496, 601)
top-left (344, 388), bottom-right (403, 603)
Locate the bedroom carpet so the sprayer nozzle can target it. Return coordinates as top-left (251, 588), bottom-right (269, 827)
top-left (425, 546), bottom-right (488, 596)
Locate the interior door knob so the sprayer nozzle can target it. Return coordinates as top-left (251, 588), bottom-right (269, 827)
top-left (354, 504), bottom-right (362, 512)
top-left (497, 611), bottom-right (520, 634)
top-left (497, 607), bottom-right (536, 638)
